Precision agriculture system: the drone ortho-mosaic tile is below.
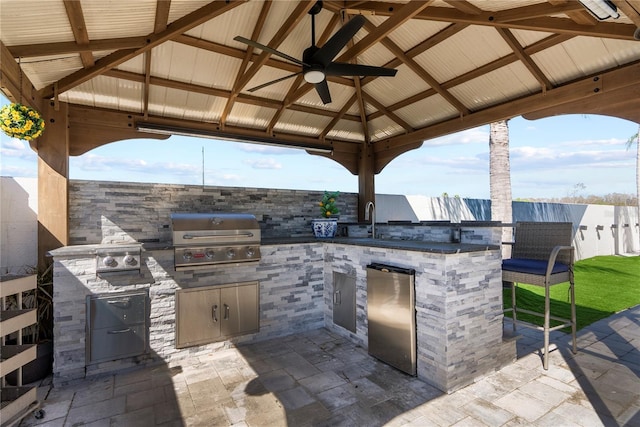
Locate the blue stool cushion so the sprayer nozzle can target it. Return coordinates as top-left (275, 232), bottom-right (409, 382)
top-left (502, 258), bottom-right (569, 275)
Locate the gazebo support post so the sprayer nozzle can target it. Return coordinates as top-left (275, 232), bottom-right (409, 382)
top-left (358, 143), bottom-right (375, 222)
top-left (37, 101), bottom-right (70, 269)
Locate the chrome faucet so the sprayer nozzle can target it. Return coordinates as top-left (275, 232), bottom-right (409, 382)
top-left (365, 201), bottom-right (375, 238)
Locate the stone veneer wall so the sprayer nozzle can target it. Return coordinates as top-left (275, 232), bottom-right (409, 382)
top-left (52, 243), bottom-right (324, 384)
top-left (68, 180), bottom-right (358, 244)
top-left (323, 243), bottom-right (513, 393)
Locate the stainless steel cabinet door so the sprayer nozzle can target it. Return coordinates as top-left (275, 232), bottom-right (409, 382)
top-left (333, 272), bottom-right (356, 333)
top-left (175, 287), bottom-right (221, 348)
top-left (220, 283), bottom-right (259, 337)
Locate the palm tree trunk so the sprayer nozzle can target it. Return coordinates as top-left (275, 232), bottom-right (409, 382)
top-left (489, 120), bottom-right (513, 257)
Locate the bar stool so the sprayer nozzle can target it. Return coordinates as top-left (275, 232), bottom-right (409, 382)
top-left (502, 222), bottom-right (577, 370)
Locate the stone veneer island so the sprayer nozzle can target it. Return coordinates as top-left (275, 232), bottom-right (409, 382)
top-left (50, 233), bottom-right (515, 393)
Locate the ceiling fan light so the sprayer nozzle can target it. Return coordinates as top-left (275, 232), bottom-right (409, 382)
top-left (304, 70), bottom-right (325, 84)
top-left (578, 0), bottom-right (619, 20)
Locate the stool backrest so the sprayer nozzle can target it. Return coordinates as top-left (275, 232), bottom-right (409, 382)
top-left (511, 222), bottom-right (574, 265)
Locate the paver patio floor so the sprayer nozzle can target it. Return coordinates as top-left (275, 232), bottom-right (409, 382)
top-left (18, 305), bottom-right (639, 426)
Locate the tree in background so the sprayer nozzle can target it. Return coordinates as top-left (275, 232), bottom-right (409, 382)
top-left (489, 119), bottom-right (513, 256)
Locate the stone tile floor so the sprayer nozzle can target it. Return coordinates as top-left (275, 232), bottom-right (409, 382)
top-left (17, 305), bottom-right (640, 427)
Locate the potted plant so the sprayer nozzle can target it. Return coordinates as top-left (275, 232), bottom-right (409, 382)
top-left (312, 191), bottom-right (340, 238)
top-left (0, 103), bottom-right (45, 141)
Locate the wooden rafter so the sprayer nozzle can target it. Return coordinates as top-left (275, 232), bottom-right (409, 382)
top-left (102, 68), bottom-right (361, 122)
top-left (443, 0), bottom-right (482, 15)
top-left (38, 0), bottom-right (246, 99)
top-left (154, 0), bottom-right (171, 33)
top-left (354, 76), bottom-right (369, 143)
top-left (143, 0), bottom-right (171, 119)
top-left (357, 23), bottom-right (468, 87)
top-left (173, 34), bottom-right (354, 87)
top-left (335, 1), bottom-right (433, 62)
top-left (345, 2), bottom-right (637, 40)
top-left (235, 1), bottom-right (315, 92)
top-left (0, 41), bottom-right (42, 111)
top-left (382, 60), bottom-right (640, 149)
top-left (367, 33), bottom-right (573, 122)
top-left (221, 0), bottom-right (272, 129)
top-left (495, 27), bottom-right (553, 91)
top-left (547, 0), bottom-right (598, 25)
top-left (612, 0), bottom-right (640, 26)
top-left (62, 0), bottom-right (94, 67)
top-left (143, 52), bottom-right (151, 119)
top-left (321, 94), bottom-right (357, 140)
top-left (362, 92), bottom-right (413, 133)
top-left (7, 38), bottom-right (149, 58)
top-left (362, 20), bottom-right (469, 116)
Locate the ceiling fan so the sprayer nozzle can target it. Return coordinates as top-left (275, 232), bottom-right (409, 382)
top-left (234, 1), bottom-right (397, 104)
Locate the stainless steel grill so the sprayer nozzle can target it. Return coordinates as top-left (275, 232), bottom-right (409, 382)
top-left (171, 213), bottom-right (261, 270)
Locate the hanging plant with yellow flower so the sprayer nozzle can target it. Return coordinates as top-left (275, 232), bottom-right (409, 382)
top-left (0, 103), bottom-right (45, 141)
top-left (319, 191), bottom-right (340, 218)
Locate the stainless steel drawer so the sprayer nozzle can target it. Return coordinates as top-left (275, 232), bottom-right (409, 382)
top-left (89, 324), bottom-right (146, 363)
top-left (86, 290), bottom-right (148, 364)
top-left (89, 293), bottom-right (147, 328)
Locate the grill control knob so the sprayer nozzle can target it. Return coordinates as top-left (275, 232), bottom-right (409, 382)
top-left (183, 251), bottom-right (193, 260)
top-left (226, 248), bottom-right (236, 259)
top-left (205, 249), bottom-right (215, 259)
top-left (246, 247), bottom-right (255, 257)
top-left (103, 256), bottom-right (117, 267)
top-left (123, 254), bottom-right (137, 266)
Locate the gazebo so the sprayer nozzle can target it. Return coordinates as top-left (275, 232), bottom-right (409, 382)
top-left (1, 0), bottom-right (639, 265)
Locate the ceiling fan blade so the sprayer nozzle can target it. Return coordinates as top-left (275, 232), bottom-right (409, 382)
top-left (247, 72), bottom-right (301, 92)
top-left (314, 80), bottom-right (332, 104)
top-left (325, 62), bottom-right (398, 77)
top-left (311, 15), bottom-right (366, 67)
top-left (234, 36), bottom-right (307, 66)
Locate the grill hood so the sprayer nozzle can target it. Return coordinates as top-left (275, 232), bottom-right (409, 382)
top-left (171, 213), bottom-right (261, 269)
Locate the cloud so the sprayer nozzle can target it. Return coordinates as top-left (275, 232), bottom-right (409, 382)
top-left (72, 154), bottom-right (198, 176)
top-left (0, 164), bottom-right (37, 177)
top-left (0, 138), bottom-right (36, 160)
top-left (559, 137), bottom-right (628, 147)
top-left (238, 143), bottom-right (300, 155)
top-left (243, 158), bottom-right (282, 170)
top-left (510, 146), bottom-right (633, 170)
top-left (205, 172), bottom-right (243, 186)
top-left (422, 127), bottom-right (489, 147)
top-left (72, 154), bottom-right (146, 172)
top-left (2, 138), bottom-right (26, 150)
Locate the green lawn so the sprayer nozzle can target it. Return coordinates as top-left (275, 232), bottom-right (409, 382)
top-left (503, 255), bottom-right (640, 331)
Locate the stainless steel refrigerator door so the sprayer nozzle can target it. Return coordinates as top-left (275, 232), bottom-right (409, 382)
top-left (366, 266), bottom-right (416, 375)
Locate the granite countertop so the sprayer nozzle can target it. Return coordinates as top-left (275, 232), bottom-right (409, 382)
top-left (49, 236), bottom-right (498, 257)
top-left (262, 237), bottom-right (499, 254)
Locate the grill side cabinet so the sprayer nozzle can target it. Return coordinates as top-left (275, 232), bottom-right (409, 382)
top-left (175, 286), bottom-right (222, 348)
top-left (175, 281), bottom-right (259, 349)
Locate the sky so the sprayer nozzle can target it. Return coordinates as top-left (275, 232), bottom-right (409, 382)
top-left (1, 93), bottom-right (638, 200)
